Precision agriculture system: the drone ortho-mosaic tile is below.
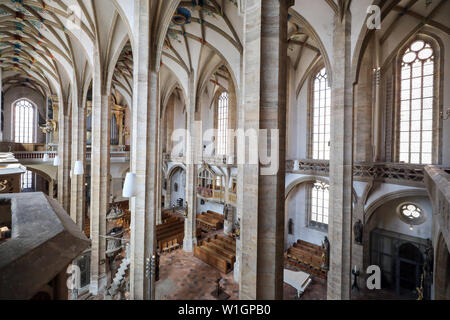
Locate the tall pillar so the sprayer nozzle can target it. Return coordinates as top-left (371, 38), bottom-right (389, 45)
top-left (327, 11), bottom-right (354, 300)
top-left (0, 68), bottom-right (2, 141)
top-left (57, 99), bottom-right (71, 213)
top-left (183, 72), bottom-right (200, 252)
top-left (156, 74), bottom-right (163, 225)
top-left (129, 0), bottom-right (158, 300)
top-left (70, 80), bottom-right (86, 228)
top-left (89, 60), bottom-right (111, 296)
top-left (238, 0), bottom-right (291, 300)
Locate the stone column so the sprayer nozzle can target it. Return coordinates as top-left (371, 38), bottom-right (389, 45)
top-left (327, 12), bottom-right (354, 300)
top-left (156, 74), bottom-right (163, 226)
top-left (89, 59), bottom-right (111, 296)
top-left (373, 33), bottom-right (382, 162)
top-left (129, 0), bottom-right (159, 300)
top-left (354, 39), bottom-right (374, 163)
top-left (238, 0), bottom-right (291, 300)
top-left (70, 80), bottom-right (86, 228)
top-left (0, 68), bottom-right (2, 141)
top-left (57, 99), bottom-right (71, 213)
top-left (183, 72), bottom-right (200, 252)
top-left (49, 180), bottom-right (55, 198)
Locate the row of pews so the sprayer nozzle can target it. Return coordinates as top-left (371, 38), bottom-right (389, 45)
top-left (285, 240), bottom-right (328, 279)
top-left (196, 211), bottom-right (224, 231)
top-left (194, 235), bottom-right (236, 274)
top-left (157, 214), bottom-right (201, 253)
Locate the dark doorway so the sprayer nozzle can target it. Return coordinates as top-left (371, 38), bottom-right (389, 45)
top-left (397, 243), bottom-right (424, 296)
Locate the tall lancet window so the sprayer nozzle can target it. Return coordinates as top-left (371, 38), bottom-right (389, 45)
top-left (217, 92), bottom-right (229, 155)
top-left (311, 68), bottom-right (331, 160)
top-left (14, 99), bottom-right (35, 143)
top-left (309, 181), bottom-right (329, 228)
top-left (399, 40), bottom-right (434, 165)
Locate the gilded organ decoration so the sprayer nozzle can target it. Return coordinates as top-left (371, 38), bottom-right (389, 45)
top-left (47, 96), bottom-right (59, 145)
top-left (197, 165), bottom-right (224, 201)
top-left (0, 179), bottom-right (10, 193)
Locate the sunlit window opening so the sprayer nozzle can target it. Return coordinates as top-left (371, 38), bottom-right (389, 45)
top-left (399, 40), bottom-right (434, 165)
top-left (14, 99), bottom-right (35, 144)
top-left (217, 92), bottom-right (229, 155)
top-left (312, 68), bottom-right (331, 160)
top-left (310, 181), bottom-right (329, 226)
top-left (21, 171), bottom-right (34, 191)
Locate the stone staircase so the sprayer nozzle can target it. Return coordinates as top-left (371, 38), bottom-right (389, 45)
top-left (105, 245), bottom-right (130, 299)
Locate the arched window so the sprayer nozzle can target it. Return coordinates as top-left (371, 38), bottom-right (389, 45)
top-left (399, 40), bottom-right (435, 165)
top-left (21, 170), bottom-right (34, 192)
top-left (217, 92), bottom-right (228, 155)
top-left (14, 99), bottom-right (35, 143)
top-left (308, 181), bottom-right (329, 228)
top-left (311, 68), bottom-right (331, 160)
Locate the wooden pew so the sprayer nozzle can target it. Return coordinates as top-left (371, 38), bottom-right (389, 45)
top-left (206, 210), bottom-right (225, 223)
top-left (194, 234), bottom-right (236, 273)
top-left (194, 246), bottom-right (230, 274)
top-left (285, 239), bottom-right (327, 279)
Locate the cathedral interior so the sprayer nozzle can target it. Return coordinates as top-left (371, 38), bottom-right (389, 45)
top-left (0, 0), bottom-right (449, 302)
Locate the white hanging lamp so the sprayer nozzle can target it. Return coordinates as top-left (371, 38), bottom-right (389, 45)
top-left (122, 172), bottom-right (137, 198)
top-left (53, 155), bottom-right (60, 166)
top-left (43, 153), bottom-right (50, 162)
top-left (73, 160), bottom-right (84, 175)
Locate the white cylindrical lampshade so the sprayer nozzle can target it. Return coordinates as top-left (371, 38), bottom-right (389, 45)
top-left (53, 155), bottom-right (60, 166)
top-left (123, 172), bottom-right (137, 198)
top-left (43, 153), bottom-right (50, 162)
top-left (73, 160), bottom-right (84, 175)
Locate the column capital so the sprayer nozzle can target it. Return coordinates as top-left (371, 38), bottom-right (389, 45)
top-left (286, 0), bottom-right (295, 7)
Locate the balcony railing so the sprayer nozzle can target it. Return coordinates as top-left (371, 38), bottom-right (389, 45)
top-left (286, 159), bottom-right (436, 187)
top-left (163, 153), bottom-right (236, 166)
top-left (13, 151), bottom-right (130, 163)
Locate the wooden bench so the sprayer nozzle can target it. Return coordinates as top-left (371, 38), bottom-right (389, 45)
top-left (194, 235), bottom-right (236, 273)
top-left (285, 240), bottom-right (327, 279)
top-left (196, 212), bottom-right (223, 231)
top-left (194, 246), bottom-right (231, 274)
top-left (206, 210), bottom-right (225, 223)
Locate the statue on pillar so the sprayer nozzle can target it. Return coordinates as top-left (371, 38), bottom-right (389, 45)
top-left (184, 201), bottom-right (188, 217)
top-left (353, 219), bottom-right (364, 245)
top-left (233, 218), bottom-right (240, 240)
top-left (321, 236), bottom-right (330, 271)
top-left (223, 204), bottom-right (229, 220)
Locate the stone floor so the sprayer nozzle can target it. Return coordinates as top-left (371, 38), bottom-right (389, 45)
top-left (155, 248), bottom-right (328, 300)
top-left (156, 249), bottom-right (239, 300)
top-left (283, 263), bottom-right (328, 300)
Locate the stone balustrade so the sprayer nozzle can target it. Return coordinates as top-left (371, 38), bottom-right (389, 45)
top-left (163, 153), bottom-right (236, 167)
top-left (286, 159), bottom-right (444, 187)
top-left (13, 151), bottom-right (130, 163)
top-left (424, 166), bottom-right (450, 244)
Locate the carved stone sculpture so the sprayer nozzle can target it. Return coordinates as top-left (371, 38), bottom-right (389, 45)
top-left (354, 219), bottom-right (363, 244)
top-left (321, 236), bottom-right (330, 271)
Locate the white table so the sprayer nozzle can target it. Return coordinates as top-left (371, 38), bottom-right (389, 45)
top-left (284, 269), bottom-right (312, 298)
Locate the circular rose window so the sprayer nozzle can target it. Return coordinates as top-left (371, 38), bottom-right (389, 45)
top-left (397, 203), bottom-right (426, 225)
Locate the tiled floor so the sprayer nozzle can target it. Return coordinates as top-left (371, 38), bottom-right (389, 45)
top-left (156, 248), bottom-right (328, 300)
top-left (283, 263), bottom-right (328, 300)
top-left (156, 249), bottom-right (239, 300)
